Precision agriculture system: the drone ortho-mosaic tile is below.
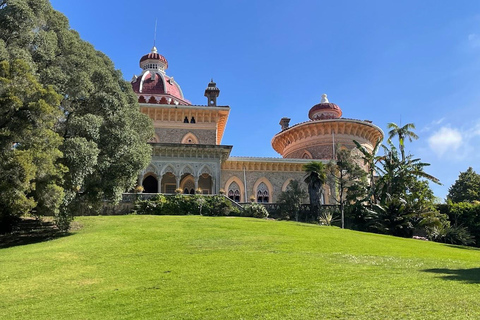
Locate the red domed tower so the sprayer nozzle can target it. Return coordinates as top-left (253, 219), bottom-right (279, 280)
top-left (131, 46), bottom-right (190, 105)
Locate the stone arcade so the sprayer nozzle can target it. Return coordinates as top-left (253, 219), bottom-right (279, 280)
top-left (132, 47), bottom-right (383, 204)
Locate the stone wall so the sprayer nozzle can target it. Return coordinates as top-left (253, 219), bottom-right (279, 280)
top-left (155, 128), bottom-right (216, 144)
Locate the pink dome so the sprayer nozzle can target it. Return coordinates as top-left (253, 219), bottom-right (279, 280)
top-left (308, 94), bottom-right (342, 120)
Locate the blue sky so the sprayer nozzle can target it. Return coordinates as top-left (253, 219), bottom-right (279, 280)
top-left (50, 0), bottom-right (480, 201)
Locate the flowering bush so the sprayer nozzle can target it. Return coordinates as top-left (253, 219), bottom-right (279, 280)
top-left (243, 203), bottom-right (269, 219)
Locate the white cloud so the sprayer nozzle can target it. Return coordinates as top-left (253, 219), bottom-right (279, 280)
top-left (428, 127), bottom-right (462, 157)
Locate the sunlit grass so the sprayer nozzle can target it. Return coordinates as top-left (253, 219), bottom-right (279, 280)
top-left (1, 215), bottom-right (479, 319)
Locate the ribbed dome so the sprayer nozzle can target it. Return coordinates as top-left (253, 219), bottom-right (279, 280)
top-left (308, 94), bottom-right (342, 120)
top-left (139, 46), bottom-right (168, 70)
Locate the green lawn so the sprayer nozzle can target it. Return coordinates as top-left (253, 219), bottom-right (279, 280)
top-left (1, 215), bottom-right (480, 319)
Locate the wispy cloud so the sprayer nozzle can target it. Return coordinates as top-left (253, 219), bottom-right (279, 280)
top-left (421, 118), bottom-right (445, 133)
top-left (428, 127), bottom-right (462, 157)
top-left (427, 120), bottom-right (480, 160)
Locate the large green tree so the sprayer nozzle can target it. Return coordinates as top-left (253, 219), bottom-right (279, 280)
top-left (0, 0), bottom-right (153, 230)
top-left (447, 167), bottom-right (480, 203)
top-left (0, 59), bottom-right (64, 232)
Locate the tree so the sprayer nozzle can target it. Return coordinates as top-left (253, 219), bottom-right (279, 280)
top-left (0, 0), bottom-right (153, 230)
top-left (387, 122), bottom-right (418, 161)
top-left (371, 142), bottom-right (441, 237)
top-left (327, 148), bottom-right (368, 229)
top-left (278, 179), bottom-right (307, 221)
top-left (0, 59), bottom-right (64, 232)
top-left (353, 138), bottom-right (382, 204)
top-left (303, 161), bottom-right (327, 221)
top-left (447, 167), bottom-right (480, 203)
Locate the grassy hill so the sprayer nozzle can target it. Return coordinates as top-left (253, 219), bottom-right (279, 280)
top-left (1, 215), bottom-right (480, 319)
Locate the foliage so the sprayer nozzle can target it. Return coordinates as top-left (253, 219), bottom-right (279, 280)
top-left (447, 167), bottom-right (480, 203)
top-left (327, 148), bottom-right (368, 228)
top-left (366, 140), bottom-right (443, 237)
top-left (0, 59), bottom-right (64, 232)
top-left (303, 161), bottom-right (327, 221)
top-left (243, 203), bottom-right (269, 219)
top-left (350, 124), bottom-right (445, 240)
top-left (438, 201), bottom-right (480, 247)
top-left (277, 179), bottom-right (307, 221)
top-left (318, 206), bottom-right (338, 226)
top-left (134, 195), bottom-right (241, 217)
top-left (0, 0), bottom-right (153, 231)
top-left (353, 138), bottom-right (382, 204)
top-left (387, 122), bottom-right (418, 161)
top-left (428, 223), bottom-right (475, 246)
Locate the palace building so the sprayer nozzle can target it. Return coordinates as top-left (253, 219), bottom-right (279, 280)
top-left (132, 46), bottom-right (383, 204)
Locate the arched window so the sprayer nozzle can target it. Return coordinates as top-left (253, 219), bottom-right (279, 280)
top-left (183, 116), bottom-right (189, 123)
top-left (190, 117), bottom-right (196, 123)
top-left (181, 133), bottom-right (199, 144)
top-left (228, 182), bottom-right (241, 202)
top-left (256, 182), bottom-right (269, 203)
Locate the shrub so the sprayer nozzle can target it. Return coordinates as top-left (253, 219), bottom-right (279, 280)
top-left (428, 223), bottom-right (475, 246)
top-left (134, 194), bottom-right (167, 215)
top-left (134, 195), bottom-right (240, 217)
top-left (318, 207), bottom-right (338, 226)
top-left (243, 203), bottom-right (269, 219)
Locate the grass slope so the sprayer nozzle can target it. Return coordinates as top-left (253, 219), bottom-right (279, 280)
top-left (1, 215), bottom-right (480, 319)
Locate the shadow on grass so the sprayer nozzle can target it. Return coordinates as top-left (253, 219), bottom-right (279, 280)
top-left (445, 244), bottom-right (480, 251)
top-left (423, 268), bottom-right (480, 284)
top-left (0, 218), bottom-right (71, 249)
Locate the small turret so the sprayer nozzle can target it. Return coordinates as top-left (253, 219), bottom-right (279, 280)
top-left (204, 79), bottom-right (220, 106)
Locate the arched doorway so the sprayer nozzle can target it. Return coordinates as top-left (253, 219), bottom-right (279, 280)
top-left (198, 173), bottom-right (212, 194)
top-left (161, 172), bottom-right (176, 193)
top-left (180, 174), bottom-right (195, 194)
top-left (143, 175), bottom-right (158, 193)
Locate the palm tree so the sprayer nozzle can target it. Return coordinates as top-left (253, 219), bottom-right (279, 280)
top-left (387, 122), bottom-right (418, 161)
top-left (303, 161), bottom-right (327, 221)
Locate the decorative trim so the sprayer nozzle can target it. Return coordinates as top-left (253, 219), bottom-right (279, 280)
top-left (271, 119), bottom-right (384, 156)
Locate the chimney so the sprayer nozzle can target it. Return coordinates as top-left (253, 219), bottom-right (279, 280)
top-left (279, 117), bottom-right (291, 130)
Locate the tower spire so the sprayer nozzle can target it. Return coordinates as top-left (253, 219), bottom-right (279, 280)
top-left (154, 18), bottom-right (157, 47)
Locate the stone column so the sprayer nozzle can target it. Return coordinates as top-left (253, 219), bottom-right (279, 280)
top-left (157, 174), bottom-right (163, 193)
top-left (194, 176), bottom-right (199, 191)
top-left (175, 176), bottom-right (180, 190)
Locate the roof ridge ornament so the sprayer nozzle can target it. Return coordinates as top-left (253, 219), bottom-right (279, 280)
top-left (321, 94), bottom-right (329, 103)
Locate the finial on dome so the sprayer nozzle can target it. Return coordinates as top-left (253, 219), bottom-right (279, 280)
top-left (321, 94), bottom-right (329, 103)
top-left (151, 46), bottom-right (158, 54)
